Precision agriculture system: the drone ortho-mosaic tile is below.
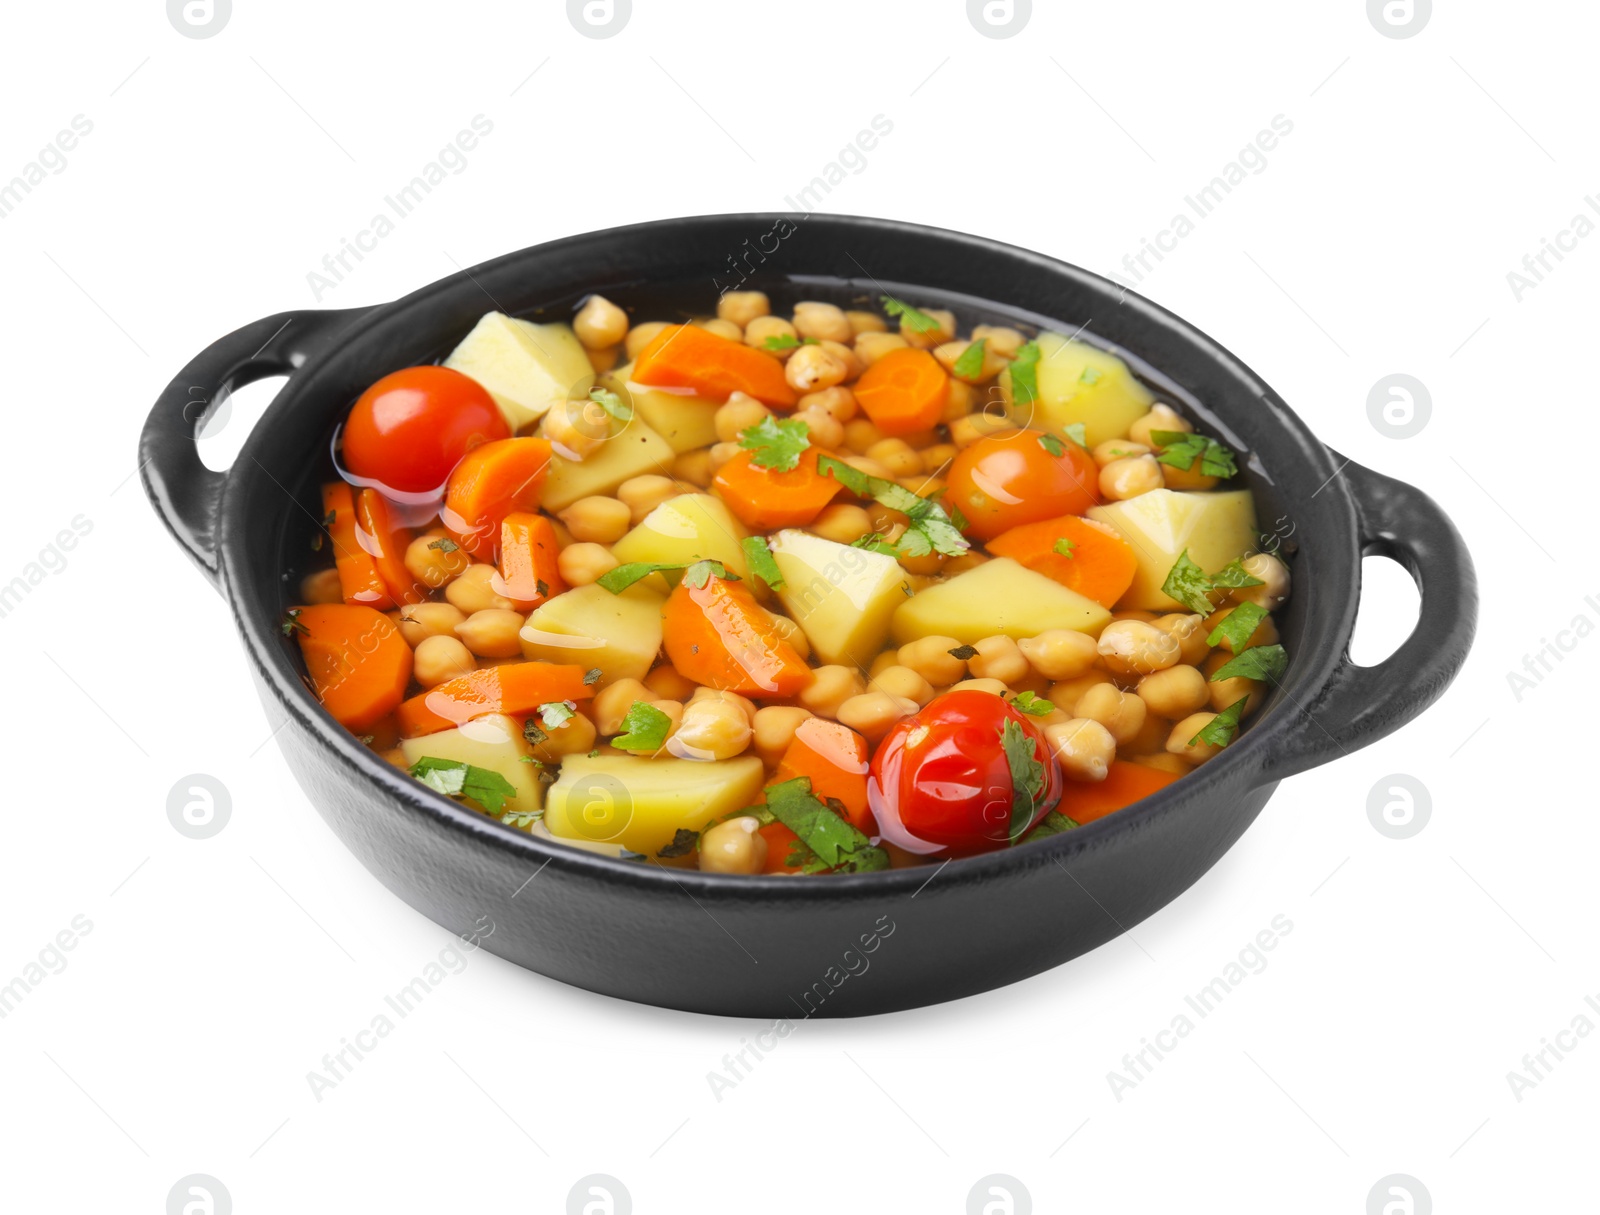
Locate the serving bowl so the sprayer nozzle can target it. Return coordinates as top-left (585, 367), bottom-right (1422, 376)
top-left (141, 214), bottom-right (1475, 1017)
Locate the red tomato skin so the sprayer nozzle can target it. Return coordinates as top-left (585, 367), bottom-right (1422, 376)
top-left (946, 430), bottom-right (1100, 540)
top-left (342, 366), bottom-right (509, 493)
top-left (867, 690), bottom-right (1063, 857)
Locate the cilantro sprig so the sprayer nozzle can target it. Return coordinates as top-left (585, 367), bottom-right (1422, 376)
top-left (656, 828), bottom-right (700, 859)
top-left (1009, 340), bottom-right (1041, 408)
top-left (1025, 810), bottom-right (1081, 842)
top-left (763, 334), bottom-right (818, 351)
top-left (738, 415), bottom-right (810, 472)
top-left (1160, 550), bottom-right (1264, 614)
top-left (1150, 430), bottom-right (1238, 478)
top-left (1207, 601), bottom-right (1269, 651)
top-left (1191, 697), bottom-right (1250, 749)
top-left (538, 701), bottom-right (577, 730)
top-left (741, 536), bottom-right (785, 590)
top-left (1008, 690), bottom-right (1054, 717)
top-left (598, 557), bottom-right (738, 595)
top-left (763, 777), bottom-right (888, 873)
top-left (409, 757), bottom-right (518, 815)
top-left (951, 337), bottom-right (987, 380)
top-left (612, 701), bottom-right (673, 752)
top-left (589, 386), bottom-right (632, 423)
top-left (880, 295), bottom-right (942, 334)
top-left (1052, 537), bottom-right (1076, 559)
top-left (817, 454), bottom-right (969, 559)
top-left (999, 718), bottom-right (1048, 844)
top-left (1211, 644), bottom-right (1287, 684)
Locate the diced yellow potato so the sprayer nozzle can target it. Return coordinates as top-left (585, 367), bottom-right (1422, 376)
top-left (444, 312), bottom-right (594, 432)
top-left (1089, 489), bottom-right (1258, 610)
top-left (890, 556), bottom-right (1110, 645)
top-left (600, 362), bottom-right (720, 454)
top-left (611, 493), bottom-right (750, 583)
top-left (539, 421), bottom-right (677, 511)
top-left (399, 713), bottom-right (541, 817)
top-left (518, 583), bottom-right (664, 684)
top-left (525, 818), bottom-right (634, 858)
top-left (1008, 332), bottom-right (1154, 448)
top-left (543, 753), bottom-right (766, 856)
top-left (769, 529), bottom-right (906, 668)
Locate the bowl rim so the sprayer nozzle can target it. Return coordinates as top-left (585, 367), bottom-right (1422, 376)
top-left (224, 212), bottom-right (1356, 898)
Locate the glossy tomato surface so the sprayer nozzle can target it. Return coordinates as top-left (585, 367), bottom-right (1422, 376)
top-left (867, 690), bottom-right (1063, 857)
top-left (946, 429), bottom-right (1099, 540)
top-left (342, 366), bottom-right (509, 493)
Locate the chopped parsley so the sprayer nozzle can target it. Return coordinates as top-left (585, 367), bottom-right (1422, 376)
top-left (408, 758), bottom-right (518, 815)
top-left (1037, 433), bottom-right (1065, 457)
top-left (947, 644), bottom-right (978, 660)
top-left (763, 777), bottom-right (888, 873)
top-left (656, 828), bottom-right (700, 859)
top-left (280, 608), bottom-right (308, 637)
top-left (1026, 810), bottom-right (1081, 842)
top-left (1207, 602), bottom-right (1269, 651)
top-left (1062, 422), bottom-right (1088, 448)
top-left (851, 534), bottom-right (903, 557)
top-left (999, 718), bottom-right (1048, 844)
top-left (952, 337), bottom-right (988, 379)
top-left (763, 333), bottom-right (818, 350)
top-left (817, 454), bottom-right (969, 559)
top-left (880, 295), bottom-right (942, 334)
top-left (522, 718), bottom-right (547, 747)
top-left (428, 537), bottom-right (459, 553)
top-left (500, 807), bottom-right (544, 830)
top-left (612, 701), bottom-right (673, 752)
top-left (741, 536), bottom-right (785, 590)
top-left (1210, 558), bottom-right (1266, 590)
top-left (583, 667), bottom-right (603, 685)
top-left (1191, 697), bottom-right (1250, 749)
top-left (1160, 550), bottom-right (1263, 614)
top-left (589, 386), bottom-right (632, 422)
top-left (1079, 366), bottom-right (1103, 386)
top-left (1211, 644), bottom-right (1287, 684)
top-left (1053, 537), bottom-right (1076, 559)
top-left (1149, 430), bottom-right (1238, 478)
top-left (597, 557), bottom-right (737, 594)
top-left (539, 701), bottom-right (577, 730)
top-left (1009, 340), bottom-right (1041, 407)
top-left (738, 415), bottom-right (811, 472)
top-left (1009, 690), bottom-right (1054, 717)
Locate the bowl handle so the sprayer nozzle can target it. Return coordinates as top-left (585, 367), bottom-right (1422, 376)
top-left (1261, 455), bottom-right (1477, 782)
top-left (139, 307), bottom-right (374, 590)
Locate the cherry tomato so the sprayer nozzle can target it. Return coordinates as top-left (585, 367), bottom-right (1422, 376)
top-left (867, 690), bottom-right (1062, 857)
top-left (342, 366), bottom-right (508, 493)
top-left (945, 429), bottom-right (1099, 540)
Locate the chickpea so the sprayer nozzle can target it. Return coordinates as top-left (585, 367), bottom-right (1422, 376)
top-left (1047, 672), bottom-right (1114, 712)
top-left (943, 551), bottom-right (988, 576)
top-left (714, 392), bottom-right (772, 443)
top-left (1098, 619), bottom-right (1182, 676)
top-left (1167, 712), bottom-right (1223, 764)
top-left (897, 635), bottom-right (969, 686)
top-left (870, 664), bottom-right (936, 707)
top-left (1018, 630), bottom-right (1099, 680)
top-left (863, 437), bottom-right (920, 477)
top-left (854, 331), bottom-right (909, 365)
top-left (1204, 604), bottom-right (1279, 654)
top-left (708, 441), bottom-right (742, 470)
top-left (1121, 709), bottom-right (1171, 755)
top-left (743, 315), bottom-right (798, 355)
top-left (541, 404), bottom-right (603, 461)
top-left (950, 677), bottom-right (1010, 696)
top-left (1074, 683), bottom-right (1148, 744)
top-left (1137, 664), bottom-right (1210, 719)
top-left (558, 496), bottom-right (631, 544)
top-left (798, 386), bottom-right (857, 423)
top-left (944, 378), bottom-right (980, 422)
top-left (1129, 403), bottom-right (1192, 447)
top-left (614, 476), bottom-right (676, 525)
top-left (717, 291), bottom-right (770, 328)
top-left (1099, 454), bottom-right (1165, 500)
top-left (643, 664), bottom-right (697, 701)
top-left (405, 531), bottom-right (471, 591)
top-left (672, 448), bottom-right (714, 488)
top-left (897, 307), bottom-right (955, 349)
top-left (455, 609), bottom-right (526, 659)
top-left (785, 343), bottom-right (849, 393)
top-left (767, 613), bottom-right (811, 660)
top-left (795, 406), bottom-right (845, 450)
top-left (445, 563), bottom-right (516, 614)
top-left (573, 294), bottom-right (629, 349)
top-left (1153, 613), bottom-right (1211, 665)
top-left (299, 567), bottom-right (342, 605)
top-left (698, 317), bottom-right (742, 342)
top-left (752, 705), bottom-right (812, 766)
top-left (1112, 609), bottom-right (1159, 623)
top-left (919, 442), bottom-right (959, 473)
top-left (970, 325), bottom-right (1025, 358)
top-left (396, 602), bottom-right (465, 648)
top-left (798, 665), bottom-right (866, 719)
top-left (557, 542), bottom-right (619, 587)
top-left (413, 635), bottom-right (476, 688)
top-left (968, 635), bottom-right (1030, 685)
top-left (948, 413), bottom-right (1013, 449)
top-left (837, 691), bottom-right (918, 742)
top-left (1092, 438), bottom-right (1152, 467)
top-left (1132, 752), bottom-right (1190, 776)
top-left (669, 697), bottom-right (752, 761)
top-left (809, 503), bottom-right (875, 544)
top-left (1204, 650), bottom-right (1264, 715)
top-left (846, 309), bottom-right (888, 335)
top-left (698, 816), bottom-right (768, 875)
top-left (585, 344), bottom-right (620, 375)
top-left (843, 419), bottom-right (885, 455)
top-left (820, 339), bottom-right (864, 382)
top-left (624, 321), bottom-right (670, 361)
top-left (846, 456), bottom-right (895, 483)
top-left (1045, 718), bottom-right (1116, 782)
top-left (593, 678), bottom-right (651, 736)
top-left (793, 301), bottom-right (854, 343)
top-left (1233, 552), bottom-right (1291, 610)
top-left (532, 709), bottom-right (598, 760)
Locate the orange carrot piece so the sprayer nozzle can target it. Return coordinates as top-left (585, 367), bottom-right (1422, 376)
top-left (775, 717), bottom-right (872, 833)
top-left (662, 573), bottom-right (811, 697)
top-left (356, 487), bottom-right (426, 606)
top-left (711, 447), bottom-right (843, 530)
top-left (757, 822), bottom-right (808, 873)
top-left (632, 323), bottom-right (798, 409)
top-left (987, 515), bottom-right (1139, 608)
top-left (1059, 760), bottom-right (1180, 825)
top-left (396, 660), bottom-right (595, 738)
top-left (294, 603), bottom-right (412, 730)
top-left (496, 512), bottom-right (566, 609)
top-left (323, 482), bottom-right (392, 609)
top-left (443, 437), bottom-right (554, 560)
top-left (852, 347), bottom-right (950, 436)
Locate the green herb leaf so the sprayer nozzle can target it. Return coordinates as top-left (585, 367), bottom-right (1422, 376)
top-left (1161, 550), bottom-right (1218, 614)
top-left (1009, 340), bottom-right (1041, 408)
top-left (850, 534), bottom-right (903, 557)
top-left (589, 386), bottom-right (632, 422)
top-left (683, 559), bottom-right (734, 589)
top-left (536, 578), bottom-right (549, 599)
top-left (1149, 430), bottom-right (1239, 478)
top-left (281, 608), bottom-right (308, 637)
top-left (1025, 810), bottom-right (1081, 842)
top-left (947, 644), bottom-right (978, 660)
top-left (999, 719), bottom-right (1048, 844)
top-left (1063, 422), bottom-right (1088, 448)
top-left (408, 757), bottom-right (518, 815)
top-left (817, 454), bottom-right (970, 559)
top-left (428, 536), bottom-right (459, 553)
top-left (1210, 643), bottom-right (1288, 684)
top-left (1079, 366), bottom-right (1102, 386)
top-left (612, 700), bottom-right (673, 752)
top-left (501, 807), bottom-right (544, 830)
top-left (1009, 690), bottom-right (1054, 717)
top-left (879, 295), bottom-right (941, 334)
top-left (522, 718), bottom-right (547, 746)
top-left (539, 701), bottom-right (577, 730)
top-left (763, 777), bottom-right (889, 873)
top-left (656, 828), bottom-right (700, 859)
top-left (1052, 537), bottom-right (1076, 559)
top-left (1191, 697), bottom-right (1250, 749)
top-left (1209, 559), bottom-right (1265, 590)
top-left (763, 333), bottom-right (817, 350)
top-left (952, 337), bottom-right (988, 380)
top-left (597, 557), bottom-right (736, 595)
top-left (738, 415), bottom-right (811, 472)
top-left (1037, 433), bottom-right (1065, 457)
top-left (741, 536), bottom-right (786, 590)
top-left (1207, 602), bottom-right (1269, 650)
top-left (583, 667), bottom-right (603, 685)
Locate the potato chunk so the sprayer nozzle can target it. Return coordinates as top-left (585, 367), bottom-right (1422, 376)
top-left (890, 557), bottom-right (1110, 646)
top-left (444, 312), bottom-right (593, 432)
top-left (518, 583), bottom-right (664, 684)
top-left (539, 422), bottom-right (677, 511)
top-left (1021, 332), bottom-right (1154, 448)
top-left (769, 529), bottom-right (905, 667)
top-left (399, 713), bottom-right (540, 816)
top-left (611, 493), bottom-right (750, 583)
top-left (543, 753), bottom-right (766, 856)
top-left (600, 362), bottom-right (721, 454)
top-left (1088, 489), bottom-right (1257, 610)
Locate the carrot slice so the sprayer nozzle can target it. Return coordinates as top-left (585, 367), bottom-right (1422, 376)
top-left (632, 324), bottom-right (797, 409)
top-left (852, 347), bottom-right (949, 436)
top-left (355, 487), bottom-right (426, 606)
top-left (712, 447), bottom-right (843, 530)
top-left (987, 515), bottom-right (1139, 608)
top-left (1059, 760), bottom-right (1180, 825)
top-left (323, 482), bottom-right (391, 609)
top-left (443, 437), bottom-right (554, 561)
top-left (775, 717), bottom-right (872, 833)
top-left (396, 660), bottom-right (595, 738)
top-left (294, 603), bottom-right (412, 730)
top-left (496, 512), bottom-right (565, 610)
top-left (662, 573), bottom-right (812, 696)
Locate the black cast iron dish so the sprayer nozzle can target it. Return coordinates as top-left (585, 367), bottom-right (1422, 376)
top-left (142, 215), bottom-right (1476, 1017)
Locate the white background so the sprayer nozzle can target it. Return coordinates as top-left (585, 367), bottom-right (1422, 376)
top-left (1, 1), bottom-right (1592, 1211)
